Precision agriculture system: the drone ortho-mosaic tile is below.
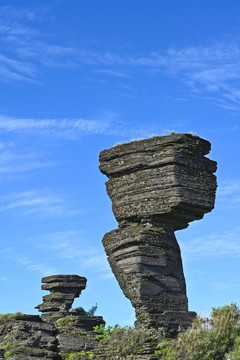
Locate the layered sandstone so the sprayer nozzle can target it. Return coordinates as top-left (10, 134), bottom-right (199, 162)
top-left (36, 275), bottom-right (87, 323)
top-left (99, 133), bottom-right (217, 337)
top-left (0, 275), bottom-right (105, 359)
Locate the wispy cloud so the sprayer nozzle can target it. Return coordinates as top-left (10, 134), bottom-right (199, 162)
top-left (0, 6), bottom-right (38, 21)
top-left (1, 5), bottom-right (240, 110)
top-left (0, 112), bottom-right (176, 139)
top-left (179, 227), bottom-right (240, 260)
top-left (0, 188), bottom-right (77, 217)
top-left (0, 276), bottom-right (11, 282)
top-left (217, 179), bottom-right (240, 208)
top-left (28, 230), bottom-right (111, 275)
top-left (0, 146), bottom-right (54, 177)
top-left (0, 113), bottom-right (116, 138)
top-left (17, 256), bottom-right (57, 276)
top-left (95, 69), bottom-right (129, 78)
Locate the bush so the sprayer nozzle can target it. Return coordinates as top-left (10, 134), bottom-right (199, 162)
top-left (93, 323), bottom-right (122, 341)
top-left (164, 303), bottom-right (240, 360)
top-left (225, 336), bottom-right (240, 359)
top-left (56, 315), bottom-right (74, 327)
top-left (0, 312), bottom-right (22, 325)
top-left (64, 351), bottom-right (94, 359)
top-left (3, 351), bottom-right (11, 358)
top-left (96, 326), bottom-right (154, 357)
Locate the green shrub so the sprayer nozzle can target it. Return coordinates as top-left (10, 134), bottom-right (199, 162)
top-left (0, 312), bottom-right (23, 325)
top-left (225, 336), bottom-right (240, 359)
top-left (64, 350), bottom-right (94, 359)
top-left (56, 315), bottom-right (74, 327)
top-left (3, 351), bottom-right (11, 358)
top-left (164, 303), bottom-right (240, 360)
top-left (96, 326), bottom-right (154, 357)
top-left (0, 341), bottom-right (17, 350)
top-left (93, 323), bottom-right (122, 341)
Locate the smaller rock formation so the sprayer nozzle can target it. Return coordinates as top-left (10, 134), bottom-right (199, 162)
top-left (35, 275), bottom-right (87, 323)
top-left (0, 275), bottom-right (105, 359)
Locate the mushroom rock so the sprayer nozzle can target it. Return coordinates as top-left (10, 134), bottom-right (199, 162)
top-left (35, 275), bottom-right (87, 323)
top-left (99, 133), bottom-right (217, 337)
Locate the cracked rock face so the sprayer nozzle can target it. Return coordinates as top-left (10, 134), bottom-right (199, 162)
top-left (99, 133), bottom-right (217, 337)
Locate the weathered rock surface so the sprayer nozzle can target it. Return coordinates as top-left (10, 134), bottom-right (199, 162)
top-left (0, 275), bottom-right (105, 359)
top-left (36, 275), bottom-right (87, 323)
top-left (0, 315), bottom-right (60, 359)
top-left (99, 133), bottom-right (217, 337)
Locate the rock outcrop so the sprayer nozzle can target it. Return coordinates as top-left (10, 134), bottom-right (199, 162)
top-left (0, 275), bottom-right (105, 359)
top-left (99, 133), bottom-right (217, 337)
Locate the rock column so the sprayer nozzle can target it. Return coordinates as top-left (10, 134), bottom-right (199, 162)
top-left (99, 133), bottom-right (217, 337)
top-left (36, 275), bottom-right (87, 322)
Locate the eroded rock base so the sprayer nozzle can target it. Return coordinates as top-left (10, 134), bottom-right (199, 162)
top-left (103, 223), bottom-right (196, 337)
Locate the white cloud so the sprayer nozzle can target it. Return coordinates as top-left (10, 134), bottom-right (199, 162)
top-left (1, 5), bottom-right (240, 110)
top-left (0, 112), bottom-right (172, 139)
top-left (179, 227), bottom-right (240, 261)
top-left (0, 189), bottom-right (77, 217)
top-left (94, 69), bottom-right (129, 77)
top-left (17, 256), bottom-right (57, 276)
top-left (0, 113), bottom-right (116, 138)
top-left (217, 179), bottom-right (240, 197)
top-left (216, 179), bottom-right (240, 208)
top-left (28, 230), bottom-right (111, 276)
top-left (0, 147), bottom-right (54, 176)
top-left (0, 276), bottom-right (11, 282)
top-left (0, 6), bottom-right (38, 21)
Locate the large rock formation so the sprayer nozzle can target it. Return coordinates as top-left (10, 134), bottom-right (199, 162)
top-left (99, 133), bottom-right (217, 337)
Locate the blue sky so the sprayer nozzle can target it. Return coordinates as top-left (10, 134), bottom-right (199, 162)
top-left (0, 0), bottom-right (240, 327)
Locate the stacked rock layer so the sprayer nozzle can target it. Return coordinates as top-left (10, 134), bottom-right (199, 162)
top-left (0, 275), bottom-right (106, 359)
top-left (36, 275), bottom-right (87, 323)
top-left (99, 133), bottom-right (217, 337)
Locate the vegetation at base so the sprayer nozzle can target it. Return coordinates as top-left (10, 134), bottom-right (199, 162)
top-left (63, 329), bottom-right (87, 337)
top-left (95, 325), bottom-right (154, 357)
top-left (0, 304), bottom-right (239, 359)
top-left (92, 303), bottom-right (240, 359)
top-left (3, 351), bottom-right (11, 358)
top-left (55, 315), bottom-right (74, 327)
top-left (0, 312), bottom-right (23, 325)
top-left (64, 350), bottom-right (94, 359)
top-left (93, 323), bottom-right (123, 341)
top-left (0, 341), bottom-right (16, 358)
top-left (114, 138), bottom-right (144, 146)
top-left (158, 303), bottom-right (240, 360)
top-left (56, 304), bottom-right (98, 327)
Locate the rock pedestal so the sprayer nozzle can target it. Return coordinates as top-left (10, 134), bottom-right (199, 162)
top-left (36, 275), bottom-right (87, 323)
top-left (99, 133), bottom-right (217, 337)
